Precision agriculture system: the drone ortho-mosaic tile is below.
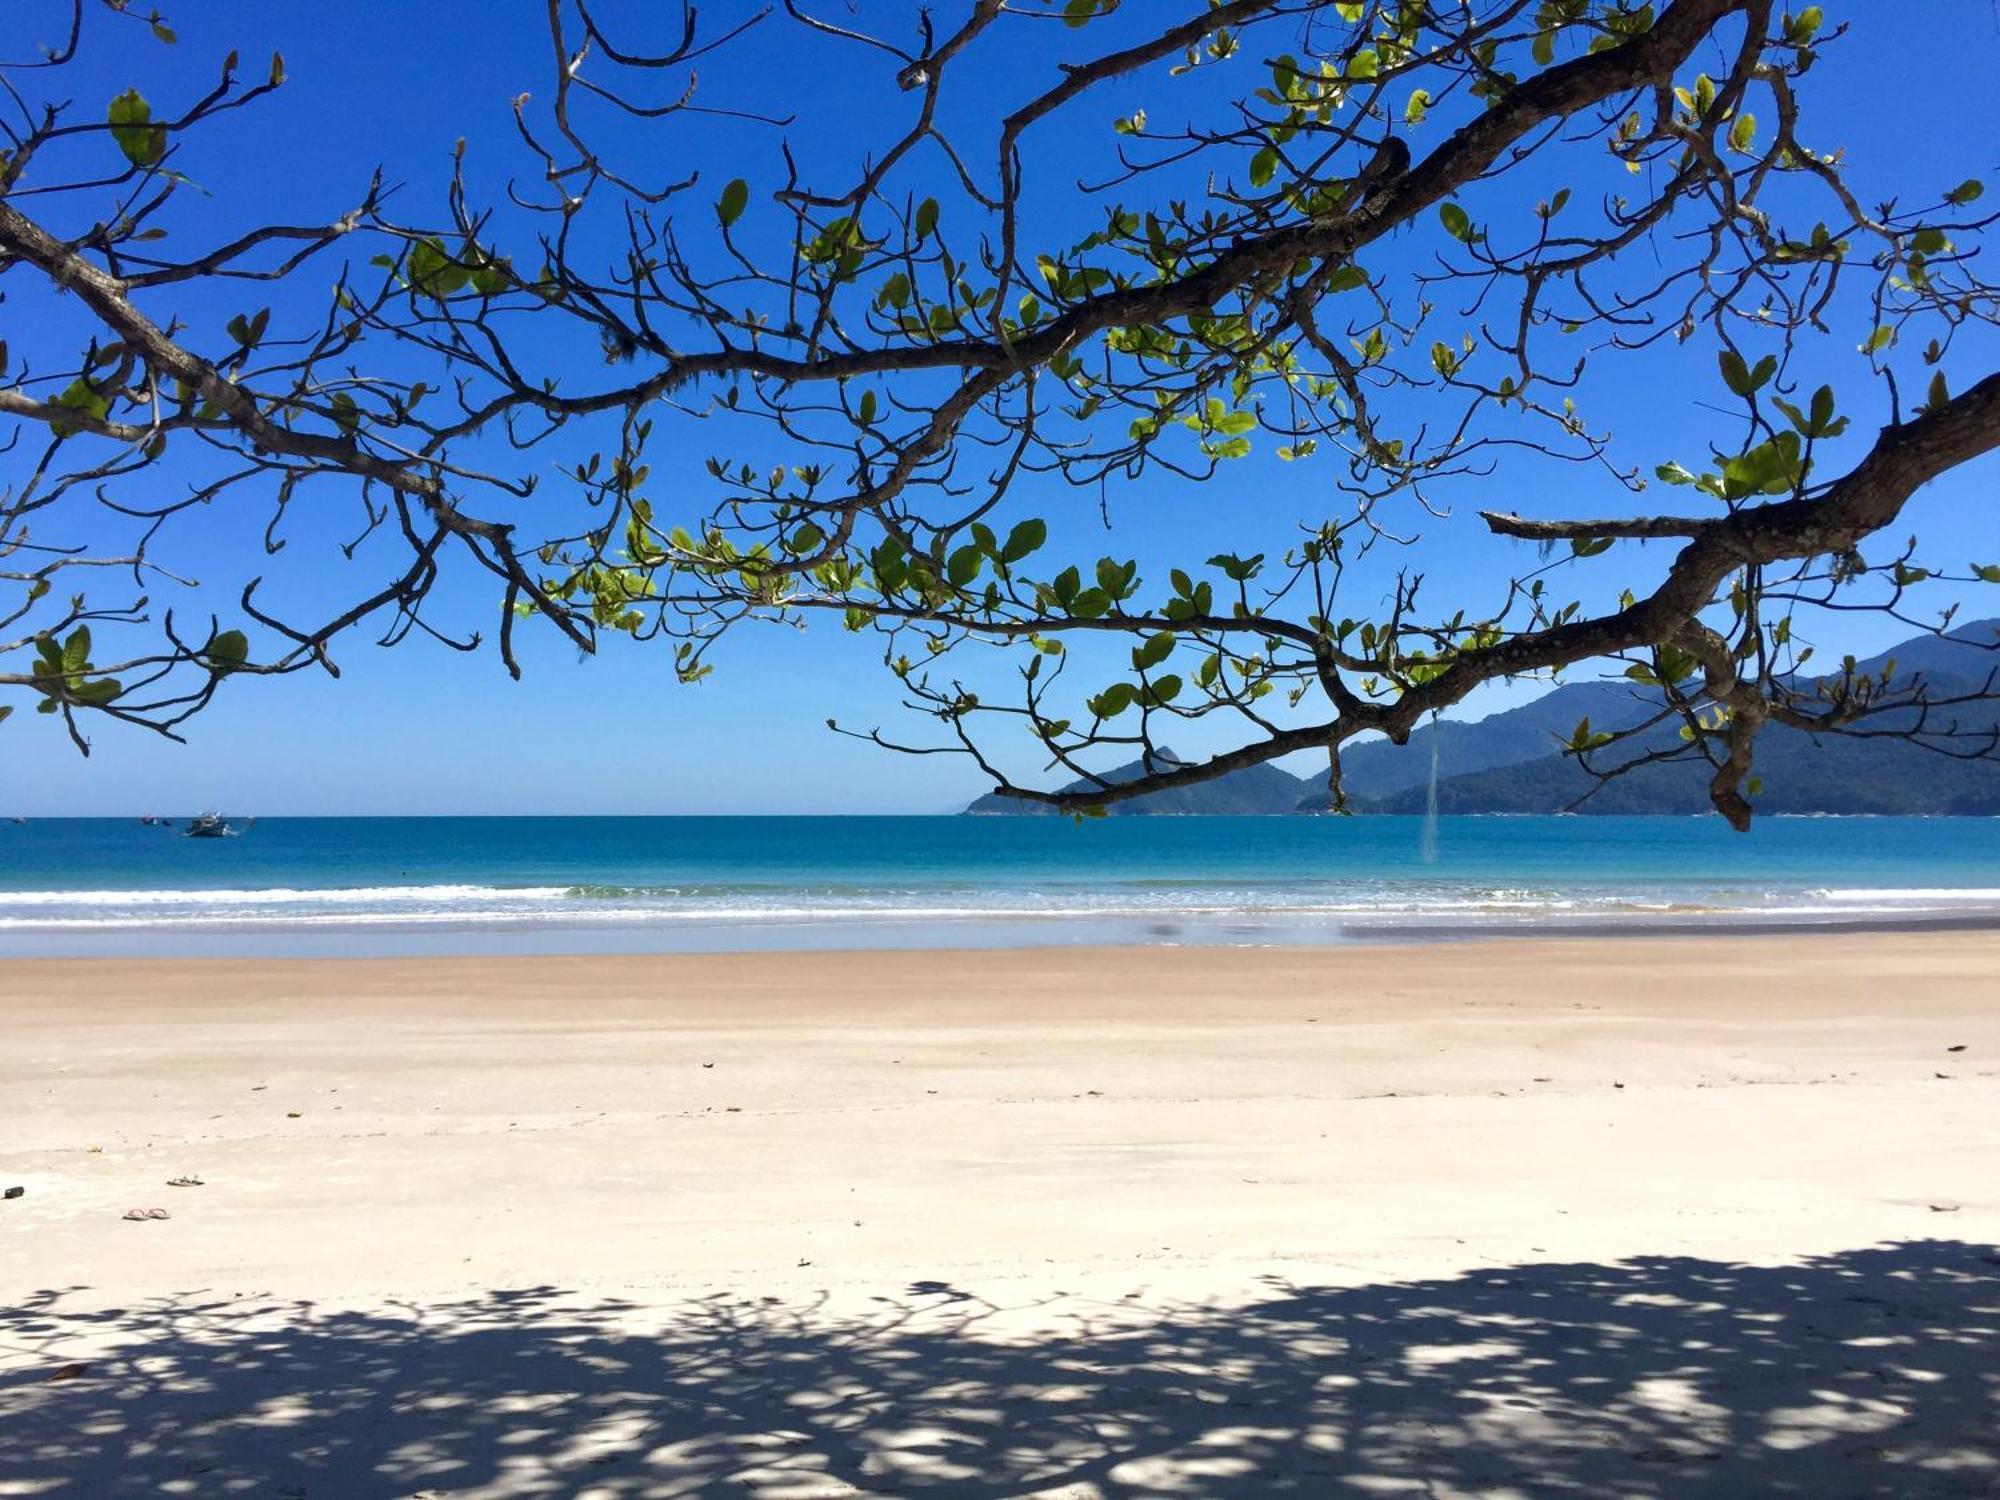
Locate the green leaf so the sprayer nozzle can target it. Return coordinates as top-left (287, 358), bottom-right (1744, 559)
top-left (226, 307), bottom-right (271, 347)
top-left (408, 238), bottom-right (470, 299)
top-left (1132, 631), bottom-right (1175, 671)
top-left (1439, 203), bottom-right (1474, 242)
top-left (1567, 716), bottom-right (1613, 751)
top-left (1728, 111), bottom-right (1757, 153)
top-left (1654, 645), bottom-right (1698, 684)
top-left (914, 198), bottom-right (940, 238)
top-left (48, 378), bottom-right (109, 439)
top-left (1249, 147), bottom-right (1279, 189)
top-left (716, 178), bottom-right (749, 228)
top-left (1720, 432), bottom-right (1806, 497)
top-left (1945, 178), bottom-right (1984, 206)
top-left (107, 89), bottom-right (166, 169)
top-left (469, 255), bottom-right (512, 296)
top-left (1207, 552), bottom-right (1264, 582)
top-left (1323, 263), bottom-right (1368, 294)
top-left (1718, 350), bottom-right (1774, 396)
top-left (999, 518), bottom-right (1046, 564)
top-left (205, 629), bottom-right (250, 675)
top-left (1569, 535), bottom-right (1614, 559)
top-left (1088, 682), bottom-right (1137, 719)
top-left (1655, 460), bottom-right (1698, 486)
top-left (1972, 564), bottom-right (2000, 584)
top-left (1404, 88), bottom-right (1430, 125)
top-left (872, 274), bottom-right (912, 312)
top-left (947, 546), bottom-right (983, 588)
top-left (62, 626), bottom-right (91, 673)
top-left (856, 390), bottom-right (879, 426)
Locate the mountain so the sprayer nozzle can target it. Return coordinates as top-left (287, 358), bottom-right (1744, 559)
top-left (1360, 701), bottom-right (2000, 816)
top-left (1359, 622), bottom-right (2000, 816)
top-left (964, 747), bottom-right (1313, 815)
top-left (1291, 677), bottom-right (1659, 811)
top-left (962, 621), bottom-right (2000, 816)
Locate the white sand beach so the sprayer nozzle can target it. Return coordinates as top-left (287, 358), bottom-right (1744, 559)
top-left (2, 933), bottom-right (1996, 1496)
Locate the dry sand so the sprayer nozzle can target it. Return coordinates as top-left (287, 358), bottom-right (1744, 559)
top-left (1, 933), bottom-right (1996, 1496)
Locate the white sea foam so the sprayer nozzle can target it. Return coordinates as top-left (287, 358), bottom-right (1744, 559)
top-left (0, 900), bottom-right (1580, 930)
top-left (2, 880), bottom-right (1998, 934)
top-left (0, 884), bottom-right (572, 907)
top-left (1812, 887), bottom-right (2000, 903)
top-left (5, 862), bottom-right (2000, 947)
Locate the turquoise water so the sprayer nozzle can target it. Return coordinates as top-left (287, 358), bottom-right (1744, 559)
top-left (2, 815), bottom-right (1997, 957)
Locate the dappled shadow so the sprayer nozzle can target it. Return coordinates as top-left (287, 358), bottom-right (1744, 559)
top-left (2, 1240), bottom-right (1996, 1497)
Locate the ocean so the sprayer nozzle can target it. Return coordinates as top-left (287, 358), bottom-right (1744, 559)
top-left (2, 815), bottom-right (1997, 957)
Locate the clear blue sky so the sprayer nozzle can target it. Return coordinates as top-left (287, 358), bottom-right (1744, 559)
top-left (9, 2), bottom-right (2000, 815)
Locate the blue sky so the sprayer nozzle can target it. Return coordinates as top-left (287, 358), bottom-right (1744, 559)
top-left (8, 1), bottom-right (2000, 815)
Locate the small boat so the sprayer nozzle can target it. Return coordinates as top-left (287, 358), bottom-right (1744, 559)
top-left (184, 813), bottom-right (234, 839)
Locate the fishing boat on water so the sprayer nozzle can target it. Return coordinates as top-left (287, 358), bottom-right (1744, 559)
top-left (183, 813), bottom-right (235, 838)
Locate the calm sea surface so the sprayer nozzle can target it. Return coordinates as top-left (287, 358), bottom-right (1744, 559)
top-left (2, 815), bottom-right (1997, 957)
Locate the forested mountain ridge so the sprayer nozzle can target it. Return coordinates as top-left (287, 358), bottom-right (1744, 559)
top-left (962, 622), bottom-right (2000, 816)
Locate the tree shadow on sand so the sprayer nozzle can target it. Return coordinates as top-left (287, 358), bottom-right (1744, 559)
top-left (2, 1239), bottom-right (1996, 1497)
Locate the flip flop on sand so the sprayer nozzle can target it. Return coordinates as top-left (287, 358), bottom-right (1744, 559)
top-left (166, 1176), bottom-right (204, 1188)
top-left (121, 1207), bottom-right (170, 1221)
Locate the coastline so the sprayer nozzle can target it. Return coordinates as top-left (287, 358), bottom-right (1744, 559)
top-left (10, 812), bottom-right (2000, 962)
top-left (7, 902), bottom-right (2000, 960)
top-left (5, 932), bottom-right (1997, 1494)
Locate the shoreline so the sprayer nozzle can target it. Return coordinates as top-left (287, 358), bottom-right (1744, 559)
top-left (12, 812), bottom-right (2000, 964)
top-left (6, 902), bottom-right (2000, 960)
